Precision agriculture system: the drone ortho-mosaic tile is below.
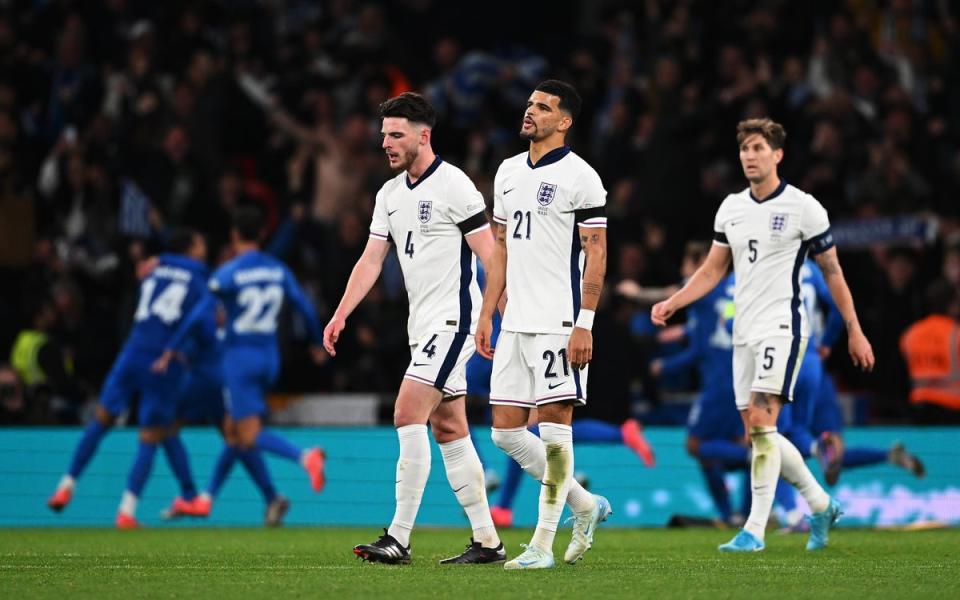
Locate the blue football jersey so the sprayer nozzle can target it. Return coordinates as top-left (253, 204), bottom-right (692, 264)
top-left (660, 273), bottom-right (735, 387)
top-left (799, 259), bottom-right (842, 350)
top-left (125, 254), bottom-right (209, 353)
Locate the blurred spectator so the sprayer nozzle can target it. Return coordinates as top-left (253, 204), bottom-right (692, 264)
top-left (899, 280), bottom-right (960, 424)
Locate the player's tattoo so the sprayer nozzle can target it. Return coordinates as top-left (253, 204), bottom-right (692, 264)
top-left (580, 234), bottom-right (589, 245)
top-left (582, 282), bottom-right (602, 297)
top-left (495, 224), bottom-right (507, 243)
top-left (751, 392), bottom-right (781, 415)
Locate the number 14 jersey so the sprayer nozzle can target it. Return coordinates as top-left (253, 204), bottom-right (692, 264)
top-left (493, 147), bottom-right (607, 335)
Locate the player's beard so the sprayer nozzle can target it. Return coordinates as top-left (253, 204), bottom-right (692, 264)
top-left (389, 146), bottom-right (418, 173)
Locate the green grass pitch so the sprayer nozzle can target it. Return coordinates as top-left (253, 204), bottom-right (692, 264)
top-left (1, 527), bottom-right (957, 599)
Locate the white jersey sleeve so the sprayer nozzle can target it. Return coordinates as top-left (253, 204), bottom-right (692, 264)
top-left (447, 172), bottom-right (489, 236)
top-left (713, 196), bottom-right (733, 247)
top-left (369, 188), bottom-right (391, 243)
top-left (492, 167), bottom-right (507, 227)
top-left (571, 169), bottom-right (607, 228)
top-left (800, 195), bottom-right (835, 255)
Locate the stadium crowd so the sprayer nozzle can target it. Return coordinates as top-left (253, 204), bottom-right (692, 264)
top-left (0, 0), bottom-right (958, 425)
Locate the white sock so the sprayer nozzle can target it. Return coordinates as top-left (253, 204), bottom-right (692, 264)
top-left (775, 433), bottom-right (830, 513)
top-left (529, 423), bottom-right (574, 553)
top-left (491, 427), bottom-right (596, 515)
top-left (744, 427), bottom-right (779, 541)
top-left (199, 491), bottom-right (213, 503)
top-left (58, 475), bottom-right (76, 492)
top-left (387, 424), bottom-right (431, 547)
top-left (119, 490), bottom-right (138, 517)
top-left (439, 436), bottom-right (500, 548)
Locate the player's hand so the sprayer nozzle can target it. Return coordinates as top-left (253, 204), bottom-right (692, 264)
top-left (476, 315), bottom-right (494, 359)
top-left (848, 328), bottom-right (875, 372)
top-left (616, 279), bottom-right (642, 301)
top-left (151, 350), bottom-right (175, 374)
top-left (308, 344), bottom-right (329, 366)
top-left (650, 359), bottom-right (663, 378)
top-left (651, 299), bottom-right (676, 327)
top-left (818, 345), bottom-right (832, 360)
top-left (567, 327), bottom-right (592, 370)
top-left (656, 324), bottom-right (686, 344)
top-left (323, 314), bottom-right (346, 356)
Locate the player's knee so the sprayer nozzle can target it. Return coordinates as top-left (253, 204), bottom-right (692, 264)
top-left (430, 418), bottom-right (466, 444)
top-left (95, 405), bottom-right (116, 427)
top-left (491, 427), bottom-right (521, 454)
top-left (139, 428), bottom-right (164, 444)
top-left (685, 436), bottom-right (701, 458)
top-left (393, 406), bottom-right (425, 429)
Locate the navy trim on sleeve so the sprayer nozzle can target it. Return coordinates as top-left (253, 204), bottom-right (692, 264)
top-left (457, 212), bottom-right (489, 235)
top-left (808, 228), bottom-right (835, 255)
top-left (714, 231), bottom-right (729, 244)
top-left (574, 206), bottom-right (606, 224)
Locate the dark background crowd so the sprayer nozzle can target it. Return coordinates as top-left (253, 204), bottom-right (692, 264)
top-left (1, 0), bottom-right (958, 425)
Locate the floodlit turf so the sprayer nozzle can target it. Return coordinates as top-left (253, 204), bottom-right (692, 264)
top-left (1, 527), bottom-right (957, 599)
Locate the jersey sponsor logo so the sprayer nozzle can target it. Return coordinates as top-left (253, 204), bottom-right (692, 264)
top-left (770, 213), bottom-right (789, 232)
top-left (418, 200), bottom-right (433, 223)
top-left (537, 182), bottom-right (557, 206)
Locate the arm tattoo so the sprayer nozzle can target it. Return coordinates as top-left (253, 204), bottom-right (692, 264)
top-left (495, 224), bottom-right (506, 243)
top-left (582, 282), bottom-right (602, 297)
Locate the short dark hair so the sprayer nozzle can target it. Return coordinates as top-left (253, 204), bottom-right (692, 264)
top-left (232, 204), bottom-right (264, 242)
top-left (166, 227), bottom-right (199, 254)
top-left (925, 279), bottom-right (958, 315)
top-left (379, 92), bottom-right (437, 127)
top-left (535, 79), bottom-right (582, 120)
top-left (736, 118), bottom-right (787, 150)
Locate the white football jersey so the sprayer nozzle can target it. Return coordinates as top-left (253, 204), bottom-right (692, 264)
top-left (713, 181), bottom-right (835, 345)
top-left (493, 147), bottom-right (607, 335)
top-left (370, 158), bottom-right (489, 342)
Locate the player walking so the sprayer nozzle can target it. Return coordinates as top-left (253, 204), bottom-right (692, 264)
top-left (652, 118), bottom-right (875, 552)
top-left (324, 92), bottom-right (505, 565)
top-left (477, 80), bottom-right (611, 569)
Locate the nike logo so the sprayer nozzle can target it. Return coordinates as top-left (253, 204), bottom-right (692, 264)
top-left (388, 209), bottom-right (399, 216)
top-left (517, 560), bottom-right (538, 566)
top-left (757, 375), bottom-right (772, 380)
top-left (547, 381), bottom-right (567, 390)
top-left (730, 220), bottom-right (743, 226)
top-left (453, 484), bottom-right (468, 493)
top-left (504, 188), bottom-right (515, 195)
top-left (413, 362), bottom-right (430, 367)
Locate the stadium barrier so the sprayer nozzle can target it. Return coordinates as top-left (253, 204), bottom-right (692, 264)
top-left (1, 427), bottom-right (957, 528)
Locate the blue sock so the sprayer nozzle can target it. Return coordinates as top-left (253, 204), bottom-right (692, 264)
top-left (572, 419), bottom-right (623, 443)
top-left (496, 457), bottom-right (524, 510)
top-left (740, 468), bottom-right (752, 516)
top-left (843, 447), bottom-right (889, 468)
top-left (207, 446), bottom-right (238, 497)
top-left (238, 449), bottom-right (277, 502)
top-left (699, 439), bottom-right (749, 466)
top-left (255, 430), bottom-right (303, 463)
top-left (701, 463), bottom-right (732, 521)
top-left (775, 478), bottom-right (797, 513)
top-left (162, 436), bottom-right (197, 500)
top-left (67, 421), bottom-right (109, 478)
top-left (126, 441), bottom-right (159, 497)
top-left (785, 428), bottom-right (815, 459)
top-left (469, 427), bottom-right (486, 468)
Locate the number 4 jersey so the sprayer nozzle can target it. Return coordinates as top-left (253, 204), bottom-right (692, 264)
top-left (369, 157), bottom-right (489, 343)
top-left (492, 147), bottom-right (607, 335)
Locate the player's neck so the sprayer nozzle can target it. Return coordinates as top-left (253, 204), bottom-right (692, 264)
top-left (528, 135), bottom-right (566, 166)
top-left (233, 242), bottom-right (259, 255)
top-left (406, 148), bottom-right (437, 184)
top-left (749, 174), bottom-right (781, 202)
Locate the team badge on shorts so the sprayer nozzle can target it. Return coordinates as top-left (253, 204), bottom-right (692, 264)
top-left (537, 182), bottom-right (557, 206)
top-left (418, 200), bottom-right (433, 223)
top-left (769, 213), bottom-right (789, 232)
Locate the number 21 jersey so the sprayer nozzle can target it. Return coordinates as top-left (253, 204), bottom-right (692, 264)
top-left (493, 147), bottom-right (607, 335)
